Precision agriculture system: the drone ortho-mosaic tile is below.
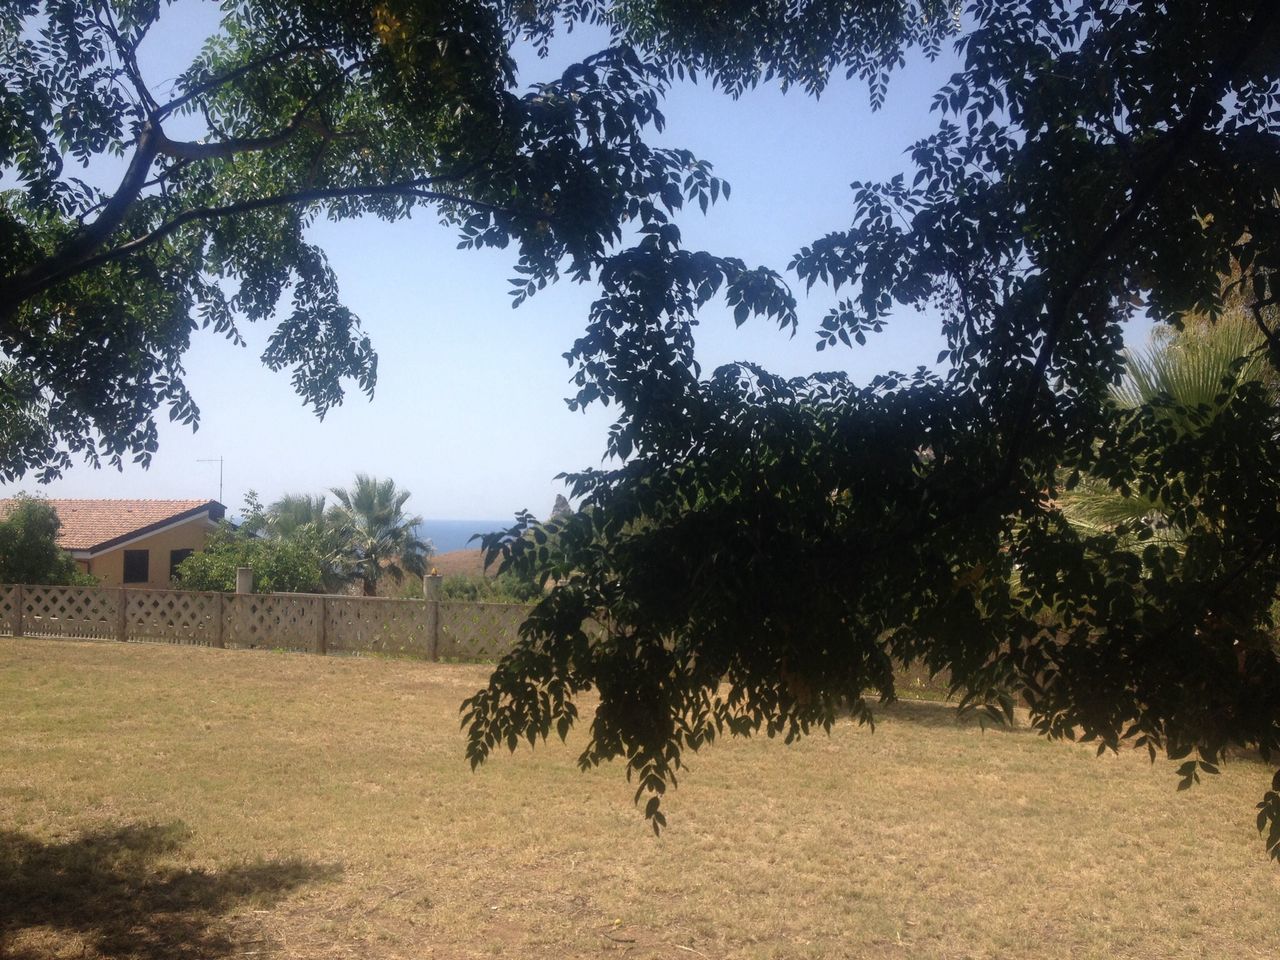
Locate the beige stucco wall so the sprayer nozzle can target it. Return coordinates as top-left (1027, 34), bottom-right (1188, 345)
top-left (82, 516), bottom-right (216, 588)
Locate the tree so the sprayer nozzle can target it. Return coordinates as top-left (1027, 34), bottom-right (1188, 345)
top-left (459, 0), bottom-right (1280, 856)
top-left (263, 492), bottom-right (349, 592)
top-left (0, 0), bottom-right (747, 480)
top-left (265, 493), bottom-right (329, 538)
top-left (0, 495), bottom-right (91, 585)
top-left (327, 474), bottom-right (430, 596)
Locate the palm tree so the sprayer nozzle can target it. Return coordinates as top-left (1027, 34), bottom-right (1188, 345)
top-left (264, 493), bottom-right (349, 592)
top-left (267, 493), bottom-right (329, 537)
top-left (1061, 311), bottom-right (1276, 546)
top-left (327, 475), bottom-right (432, 596)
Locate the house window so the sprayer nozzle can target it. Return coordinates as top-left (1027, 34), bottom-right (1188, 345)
top-left (169, 548), bottom-right (194, 581)
top-left (123, 549), bottom-right (149, 584)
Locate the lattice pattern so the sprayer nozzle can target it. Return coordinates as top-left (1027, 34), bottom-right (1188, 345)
top-left (22, 585), bottom-right (118, 639)
top-left (0, 585), bottom-right (18, 637)
top-left (224, 593), bottom-right (322, 651)
top-left (437, 601), bottom-right (531, 661)
top-left (4, 583), bottom-right (540, 663)
top-left (127, 589), bottom-right (219, 645)
top-left (326, 597), bottom-right (432, 657)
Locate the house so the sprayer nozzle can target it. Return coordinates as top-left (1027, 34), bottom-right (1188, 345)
top-left (0, 499), bottom-right (226, 588)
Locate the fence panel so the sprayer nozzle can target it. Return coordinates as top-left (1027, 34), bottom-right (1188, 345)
top-left (224, 593), bottom-right (321, 651)
top-left (325, 597), bottom-right (433, 657)
top-left (21, 585), bottom-right (118, 640)
top-left (437, 601), bottom-right (531, 661)
top-left (127, 589), bottom-right (220, 645)
top-left (1, 583), bottom-right (539, 663)
top-left (0, 585), bottom-right (18, 637)
top-left (0, 584), bottom-right (963, 704)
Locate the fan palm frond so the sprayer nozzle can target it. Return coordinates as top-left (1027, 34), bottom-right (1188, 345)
top-left (328, 475), bottom-right (431, 595)
top-left (1061, 311), bottom-right (1274, 549)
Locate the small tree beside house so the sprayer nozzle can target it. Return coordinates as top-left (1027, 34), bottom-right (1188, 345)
top-left (0, 496), bottom-right (92, 585)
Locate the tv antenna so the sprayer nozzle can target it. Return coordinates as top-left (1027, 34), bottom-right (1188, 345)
top-left (197, 457), bottom-right (224, 503)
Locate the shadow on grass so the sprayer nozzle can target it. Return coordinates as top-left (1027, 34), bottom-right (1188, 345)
top-left (875, 697), bottom-right (1032, 734)
top-left (0, 821), bottom-right (339, 960)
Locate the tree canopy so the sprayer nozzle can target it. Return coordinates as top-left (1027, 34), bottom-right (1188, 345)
top-left (459, 0), bottom-right (1280, 855)
top-left (0, 0), bottom-right (760, 479)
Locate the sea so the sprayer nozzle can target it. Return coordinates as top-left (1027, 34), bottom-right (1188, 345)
top-left (417, 519), bottom-right (510, 555)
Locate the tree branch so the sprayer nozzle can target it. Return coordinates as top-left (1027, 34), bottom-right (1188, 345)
top-left (2, 51), bottom-right (375, 315)
top-left (155, 125), bottom-right (302, 161)
top-left (74, 161), bottom-right (191, 224)
top-left (1250, 291), bottom-right (1279, 351)
top-left (155, 59), bottom-right (355, 161)
top-left (95, 1), bottom-right (159, 116)
top-left (0, 122), bottom-right (163, 311)
top-left (46, 182), bottom-right (522, 286)
top-left (156, 45), bottom-right (335, 119)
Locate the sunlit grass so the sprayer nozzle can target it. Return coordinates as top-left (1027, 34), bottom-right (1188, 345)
top-left (2, 637), bottom-right (1277, 959)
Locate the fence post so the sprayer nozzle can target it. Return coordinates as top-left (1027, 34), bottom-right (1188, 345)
top-left (11, 584), bottom-right (24, 637)
top-left (213, 593), bottom-right (225, 649)
top-left (424, 573), bottom-right (442, 661)
top-left (116, 587), bottom-right (128, 642)
top-left (231, 568), bottom-right (252, 649)
top-left (316, 596), bottom-right (329, 655)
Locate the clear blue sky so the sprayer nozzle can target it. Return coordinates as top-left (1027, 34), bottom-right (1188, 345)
top-left (25, 3), bottom-right (967, 520)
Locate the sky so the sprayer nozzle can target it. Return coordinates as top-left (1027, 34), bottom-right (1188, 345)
top-left (17, 3), bottom-right (968, 521)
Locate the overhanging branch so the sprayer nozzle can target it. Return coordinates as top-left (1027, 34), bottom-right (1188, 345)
top-left (50, 182), bottom-right (523, 284)
top-left (0, 122), bottom-right (163, 312)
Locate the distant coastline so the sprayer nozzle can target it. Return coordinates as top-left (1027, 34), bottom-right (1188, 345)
top-left (417, 519), bottom-right (509, 555)
top-left (221, 514), bottom-right (511, 555)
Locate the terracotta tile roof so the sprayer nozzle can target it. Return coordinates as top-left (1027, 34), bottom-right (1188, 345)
top-left (0, 498), bottom-right (225, 553)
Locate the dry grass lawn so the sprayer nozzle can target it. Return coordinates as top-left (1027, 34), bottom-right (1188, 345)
top-left (1, 636), bottom-right (1277, 960)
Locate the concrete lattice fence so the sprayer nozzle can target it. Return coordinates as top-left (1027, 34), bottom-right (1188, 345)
top-left (0, 583), bottom-right (955, 697)
top-left (0, 582), bottom-right (532, 662)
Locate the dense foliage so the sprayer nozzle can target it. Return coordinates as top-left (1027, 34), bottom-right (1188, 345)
top-left (174, 522), bottom-right (327, 593)
top-left (459, 0), bottom-right (1280, 855)
top-left (254, 491), bottom-right (349, 593)
top-left (0, 496), bottom-right (91, 585)
top-left (1061, 310), bottom-right (1279, 552)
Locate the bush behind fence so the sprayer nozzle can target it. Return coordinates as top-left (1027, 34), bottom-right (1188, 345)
top-left (0, 583), bottom-right (531, 662)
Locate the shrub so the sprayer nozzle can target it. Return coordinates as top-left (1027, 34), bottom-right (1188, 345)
top-left (439, 572), bottom-right (541, 604)
top-left (0, 496), bottom-right (93, 585)
top-left (175, 527), bottom-right (326, 593)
